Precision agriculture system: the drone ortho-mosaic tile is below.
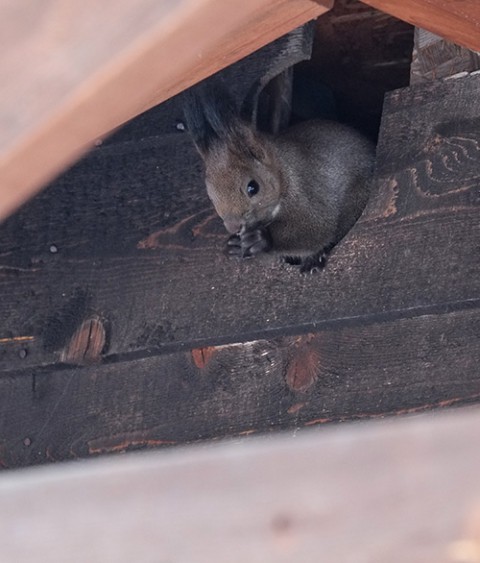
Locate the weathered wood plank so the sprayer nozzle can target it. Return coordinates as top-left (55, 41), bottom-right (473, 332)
top-left (1, 74), bottom-right (479, 371)
top-left (2, 73), bottom-right (478, 468)
top-left (0, 206), bottom-right (478, 371)
top-left (411, 28), bottom-right (480, 84)
top-left (2, 407), bottom-right (480, 562)
top-left (101, 23), bottom-right (316, 145)
top-left (306, 0), bottom-right (413, 139)
top-left (1, 308), bottom-right (478, 467)
top-left (0, 0), bottom-right (330, 221)
top-left (367, 73), bottom-right (480, 222)
top-left (359, 0), bottom-right (480, 52)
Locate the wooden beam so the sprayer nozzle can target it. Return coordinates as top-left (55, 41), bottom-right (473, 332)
top-left (0, 0), bottom-right (331, 222)
top-left (359, 0), bottom-right (480, 52)
top-left (410, 28), bottom-right (480, 84)
top-left (2, 407), bottom-right (480, 562)
top-left (1, 72), bottom-right (479, 373)
top-left (1, 66), bottom-right (479, 469)
top-left (0, 309), bottom-right (478, 468)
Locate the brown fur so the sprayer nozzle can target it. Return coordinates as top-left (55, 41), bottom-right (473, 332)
top-left (183, 80), bottom-right (375, 270)
top-left (201, 118), bottom-right (375, 264)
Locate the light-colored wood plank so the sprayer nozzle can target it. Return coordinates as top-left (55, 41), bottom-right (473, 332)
top-left (410, 27), bottom-right (480, 84)
top-left (0, 0), bottom-right (331, 221)
top-left (2, 408), bottom-right (480, 562)
top-left (360, 0), bottom-right (480, 52)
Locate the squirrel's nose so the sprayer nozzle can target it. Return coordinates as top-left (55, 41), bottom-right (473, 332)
top-left (223, 217), bottom-right (243, 234)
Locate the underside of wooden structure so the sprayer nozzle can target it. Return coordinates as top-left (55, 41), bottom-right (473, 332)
top-left (0, 1), bottom-right (480, 559)
top-left (1, 0), bottom-right (479, 221)
top-left (1, 3), bottom-right (479, 467)
top-left (2, 408), bottom-right (480, 563)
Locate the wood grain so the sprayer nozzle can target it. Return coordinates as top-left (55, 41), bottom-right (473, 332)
top-left (306, 0), bottom-right (413, 139)
top-left (59, 316), bottom-right (106, 364)
top-left (359, 0), bottom-right (480, 52)
top-left (0, 0), bottom-right (331, 221)
top-left (0, 73), bottom-right (479, 372)
top-left (1, 47), bottom-right (479, 470)
top-left (0, 309), bottom-right (478, 467)
top-left (411, 28), bottom-right (480, 84)
top-left (2, 407), bottom-right (480, 562)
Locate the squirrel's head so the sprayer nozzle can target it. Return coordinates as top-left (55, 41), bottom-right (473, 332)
top-left (183, 82), bottom-right (284, 235)
top-left (202, 125), bottom-right (283, 234)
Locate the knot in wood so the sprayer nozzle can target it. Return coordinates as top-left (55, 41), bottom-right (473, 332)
top-left (60, 316), bottom-right (106, 365)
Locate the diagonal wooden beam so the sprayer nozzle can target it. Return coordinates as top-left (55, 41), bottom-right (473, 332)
top-left (0, 0), bottom-right (331, 222)
top-left (359, 0), bottom-right (480, 52)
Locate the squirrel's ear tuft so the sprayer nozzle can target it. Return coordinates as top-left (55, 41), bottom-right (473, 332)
top-left (232, 123), bottom-right (270, 164)
top-left (183, 79), bottom-right (240, 159)
top-left (183, 78), bottom-right (272, 164)
top-left (182, 89), bottom-right (217, 158)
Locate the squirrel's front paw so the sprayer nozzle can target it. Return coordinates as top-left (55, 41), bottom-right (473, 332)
top-left (226, 227), bottom-right (272, 259)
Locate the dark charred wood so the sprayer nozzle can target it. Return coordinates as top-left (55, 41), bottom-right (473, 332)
top-left (1, 308), bottom-right (479, 468)
top-left (0, 36), bottom-right (479, 469)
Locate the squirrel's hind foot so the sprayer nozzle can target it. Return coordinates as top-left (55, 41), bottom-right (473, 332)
top-left (299, 251), bottom-right (327, 274)
top-left (284, 246), bottom-right (333, 274)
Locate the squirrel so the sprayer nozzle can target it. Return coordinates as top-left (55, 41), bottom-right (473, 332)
top-left (183, 79), bottom-right (375, 272)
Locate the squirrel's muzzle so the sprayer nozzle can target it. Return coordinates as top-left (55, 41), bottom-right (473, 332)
top-left (223, 217), bottom-right (243, 234)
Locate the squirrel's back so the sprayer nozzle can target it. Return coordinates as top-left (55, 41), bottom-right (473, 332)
top-left (270, 119), bottom-right (375, 252)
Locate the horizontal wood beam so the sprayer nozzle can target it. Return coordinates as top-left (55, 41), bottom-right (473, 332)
top-left (0, 308), bottom-right (478, 468)
top-left (0, 0), bottom-right (331, 222)
top-left (1, 71), bottom-right (479, 373)
top-left (2, 407), bottom-right (480, 562)
top-left (359, 0), bottom-right (480, 52)
top-left (1, 22), bottom-right (478, 471)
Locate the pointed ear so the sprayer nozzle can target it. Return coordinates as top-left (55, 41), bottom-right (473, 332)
top-left (182, 90), bottom-right (219, 160)
top-left (241, 69), bottom-right (292, 135)
top-left (183, 79), bottom-right (240, 160)
top-left (229, 121), bottom-right (271, 164)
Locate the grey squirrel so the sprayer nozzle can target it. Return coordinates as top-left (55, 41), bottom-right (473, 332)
top-left (183, 79), bottom-right (375, 272)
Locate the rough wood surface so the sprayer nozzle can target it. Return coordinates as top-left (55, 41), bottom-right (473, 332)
top-left (0, 308), bottom-right (478, 467)
top-left (359, 0), bottom-right (480, 52)
top-left (0, 0), bottom-right (330, 221)
top-left (411, 28), bottom-right (480, 84)
top-left (2, 407), bottom-right (480, 562)
top-left (303, 0), bottom-right (413, 139)
top-left (0, 60), bottom-right (479, 468)
top-left (1, 74), bottom-right (479, 372)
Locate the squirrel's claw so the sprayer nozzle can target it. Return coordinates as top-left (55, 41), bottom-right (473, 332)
top-left (284, 250), bottom-right (329, 273)
top-left (225, 227), bottom-right (272, 259)
top-left (299, 250), bottom-right (327, 274)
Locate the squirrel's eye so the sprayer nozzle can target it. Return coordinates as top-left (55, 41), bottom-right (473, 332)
top-left (246, 180), bottom-right (260, 197)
